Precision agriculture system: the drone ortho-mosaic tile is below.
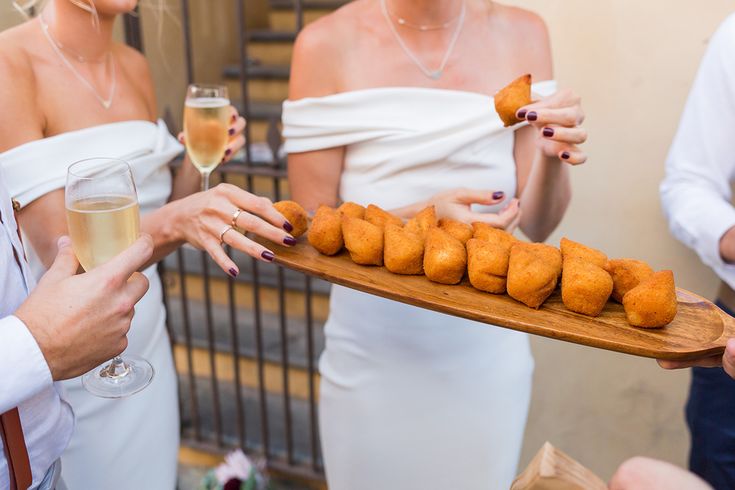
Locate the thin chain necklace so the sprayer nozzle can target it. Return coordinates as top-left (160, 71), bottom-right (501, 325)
top-left (385, 0), bottom-right (463, 31)
top-left (39, 14), bottom-right (116, 109)
top-left (381, 0), bottom-right (466, 80)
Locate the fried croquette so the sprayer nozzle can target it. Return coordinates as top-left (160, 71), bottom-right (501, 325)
top-left (561, 258), bottom-right (614, 317)
top-left (273, 200), bottom-right (308, 238)
top-left (605, 259), bottom-right (655, 303)
top-left (494, 74), bottom-right (532, 127)
top-left (438, 218), bottom-right (473, 245)
top-left (364, 204), bottom-right (403, 229)
top-left (466, 238), bottom-right (511, 294)
top-left (342, 215), bottom-right (384, 266)
top-left (338, 201), bottom-right (366, 219)
top-left (471, 223), bottom-right (517, 251)
top-left (507, 242), bottom-right (563, 308)
top-left (622, 270), bottom-right (678, 328)
top-left (405, 206), bottom-right (437, 238)
top-left (307, 205), bottom-right (343, 256)
top-left (384, 223), bottom-right (424, 275)
top-left (423, 227), bottom-right (467, 285)
top-left (560, 237), bottom-right (607, 269)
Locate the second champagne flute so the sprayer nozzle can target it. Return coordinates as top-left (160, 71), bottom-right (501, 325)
top-left (66, 157), bottom-right (154, 398)
top-left (184, 83), bottom-right (230, 191)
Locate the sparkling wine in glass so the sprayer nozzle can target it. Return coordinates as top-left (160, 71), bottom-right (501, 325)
top-left (184, 84), bottom-right (230, 191)
top-left (66, 158), bottom-right (154, 398)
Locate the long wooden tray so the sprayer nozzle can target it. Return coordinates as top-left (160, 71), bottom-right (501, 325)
top-left (262, 240), bottom-right (734, 361)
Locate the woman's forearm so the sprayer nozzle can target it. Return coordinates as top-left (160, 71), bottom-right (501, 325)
top-left (519, 151), bottom-right (571, 242)
top-left (169, 154), bottom-right (202, 202)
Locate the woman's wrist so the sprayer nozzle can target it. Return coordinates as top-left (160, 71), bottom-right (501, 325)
top-left (157, 198), bottom-right (187, 245)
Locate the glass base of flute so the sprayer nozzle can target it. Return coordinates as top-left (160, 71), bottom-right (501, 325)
top-left (82, 355), bottom-right (154, 399)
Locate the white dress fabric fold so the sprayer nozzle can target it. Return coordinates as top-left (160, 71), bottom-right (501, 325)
top-left (0, 119), bottom-right (182, 490)
top-left (282, 82), bottom-right (556, 490)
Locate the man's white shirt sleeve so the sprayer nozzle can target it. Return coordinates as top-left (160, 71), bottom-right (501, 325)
top-left (661, 13), bottom-right (735, 287)
top-left (0, 315), bottom-right (53, 414)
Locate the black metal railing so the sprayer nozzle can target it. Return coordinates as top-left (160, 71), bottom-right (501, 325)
top-left (124, 1), bottom-right (326, 486)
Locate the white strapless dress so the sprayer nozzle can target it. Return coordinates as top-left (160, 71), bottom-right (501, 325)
top-left (283, 83), bottom-right (556, 490)
top-left (0, 120), bottom-right (183, 490)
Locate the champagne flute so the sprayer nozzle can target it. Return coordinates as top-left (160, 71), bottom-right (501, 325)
top-left (184, 84), bottom-right (231, 191)
top-left (65, 158), bottom-right (154, 398)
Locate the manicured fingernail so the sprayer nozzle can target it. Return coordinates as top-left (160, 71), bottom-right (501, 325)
top-left (228, 268), bottom-right (238, 278)
top-left (225, 148), bottom-right (232, 156)
top-left (527, 111), bottom-right (538, 122)
top-left (492, 191), bottom-right (505, 200)
top-left (561, 151), bottom-right (570, 160)
top-left (283, 221), bottom-right (294, 232)
top-left (261, 250), bottom-right (275, 262)
top-left (517, 200), bottom-right (521, 208)
top-left (231, 114), bottom-right (237, 122)
top-left (284, 236), bottom-right (297, 246)
top-left (543, 127), bottom-right (554, 137)
top-left (228, 128), bottom-right (235, 136)
top-left (517, 109), bottom-right (527, 119)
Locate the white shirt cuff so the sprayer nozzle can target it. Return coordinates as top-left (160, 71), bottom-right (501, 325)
top-left (0, 315), bottom-right (53, 414)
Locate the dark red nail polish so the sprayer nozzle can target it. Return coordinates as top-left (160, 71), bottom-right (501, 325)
top-left (561, 151), bottom-right (570, 160)
top-left (228, 128), bottom-right (235, 136)
top-left (527, 111), bottom-right (538, 122)
top-left (517, 109), bottom-right (527, 119)
top-left (231, 114), bottom-right (237, 122)
top-left (284, 236), bottom-right (297, 246)
top-left (225, 148), bottom-right (232, 156)
top-left (492, 191), bottom-right (505, 200)
top-left (261, 250), bottom-right (275, 262)
top-left (543, 128), bottom-right (554, 137)
top-left (228, 268), bottom-right (238, 277)
top-left (283, 221), bottom-right (294, 232)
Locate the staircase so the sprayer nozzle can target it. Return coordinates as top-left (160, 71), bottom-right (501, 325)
top-left (169, 1), bottom-right (346, 488)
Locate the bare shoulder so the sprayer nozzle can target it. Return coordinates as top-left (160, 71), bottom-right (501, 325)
top-left (490, 3), bottom-right (552, 79)
top-left (0, 21), bottom-right (44, 150)
top-left (289, 0), bottom-right (367, 98)
top-left (113, 43), bottom-right (157, 115)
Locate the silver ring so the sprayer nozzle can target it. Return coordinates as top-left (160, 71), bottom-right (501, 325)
top-left (219, 225), bottom-right (234, 245)
top-left (231, 208), bottom-right (244, 228)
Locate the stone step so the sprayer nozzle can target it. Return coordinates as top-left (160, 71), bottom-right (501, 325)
top-left (249, 38), bottom-right (294, 66)
top-left (224, 64), bottom-right (290, 104)
top-left (267, 1), bottom-right (344, 31)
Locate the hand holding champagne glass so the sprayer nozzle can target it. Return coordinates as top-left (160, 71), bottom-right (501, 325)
top-left (65, 157), bottom-right (154, 398)
top-left (184, 84), bottom-right (231, 190)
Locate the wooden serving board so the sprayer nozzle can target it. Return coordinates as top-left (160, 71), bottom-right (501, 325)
top-left (262, 240), bottom-right (734, 361)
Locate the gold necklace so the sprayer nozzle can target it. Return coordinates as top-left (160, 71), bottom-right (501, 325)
top-left (39, 14), bottom-right (116, 109)
top-left (385, 0), bottom-right (463, 31)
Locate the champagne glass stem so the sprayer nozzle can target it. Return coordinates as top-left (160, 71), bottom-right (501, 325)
top-left (202, 171), bottom-right (211, 192)
top-left (100, 356), bottom-right (130, 379)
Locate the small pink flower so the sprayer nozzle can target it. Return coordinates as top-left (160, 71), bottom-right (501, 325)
top-left (214, 450), bottom-right (253, 484)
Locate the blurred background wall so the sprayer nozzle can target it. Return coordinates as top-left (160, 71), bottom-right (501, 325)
top-left (1, 0), bottom-right (734, 482)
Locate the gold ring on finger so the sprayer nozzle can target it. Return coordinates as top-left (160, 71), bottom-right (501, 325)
top-left (231, 208), bottom-right (244, 228)
top-left (219, 225), bottom-right (235, 245)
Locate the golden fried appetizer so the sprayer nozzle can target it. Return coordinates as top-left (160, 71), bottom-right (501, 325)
top-left (561, 258), bottom-right (614, 317)
top-left (438, 218), bottom-right (473, 245)
top-left (342, 215), bottom-right (384, 266)
top-left (472, 222), bottom-right (517, 251)
top-left (274, 200), bottom-right (308, 238)
top-left (494, 74), bottom-right (532, 127)
top-left (466, 238), bottom-right (511, 294)
top-left (384, 223), bottom-right (424, 275)
top-left (405, 206), bottom-right (437, 238)
top-left (308, 205), bottom-right (343, 256)
top-left (605, 259), bottom-right (655, 303)
top-left (507, 242), bottom-right (563, 309)
top-left (623, 270), bottom-right (678, 328)
top-left (423, 227), bottom-right (467, 285)
top-left (364, 204), bottom-right (403, 229)
top-left (560, 237), bottom-right (607, 269)
top-left (338, 201), bottom-right (366, 219)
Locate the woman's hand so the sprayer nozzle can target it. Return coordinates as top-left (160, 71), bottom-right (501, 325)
top-left (428, 188), bottom-right (521, 233)
top-left (178, 105), bottom-right (247, 164)
top-left (517, 88), bottom-right (587, 165)
top-left (172, 183), bottom-right (295, 276)
top-left (657, 338), bottom-right (735, 379)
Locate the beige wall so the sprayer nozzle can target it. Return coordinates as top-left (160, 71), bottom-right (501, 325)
top-left (2, 0), bottom-right (735, 483)
top-left (506, 0), bottom-right (734, 479)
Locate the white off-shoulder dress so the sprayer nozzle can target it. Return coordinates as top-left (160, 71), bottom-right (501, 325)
top-left (0, 120), bottom-right (182, 490)
top-left (282, 83), bottom-right (556, 490)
